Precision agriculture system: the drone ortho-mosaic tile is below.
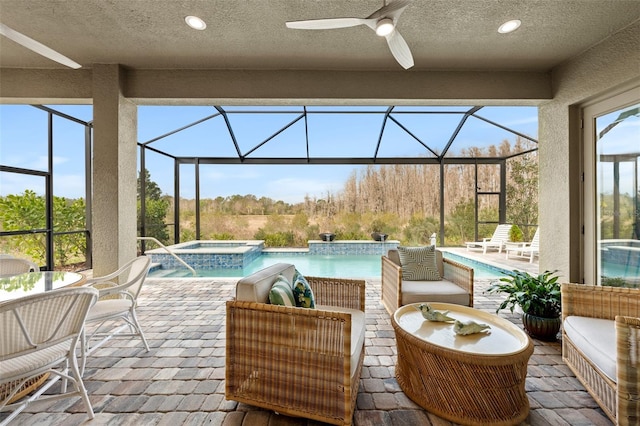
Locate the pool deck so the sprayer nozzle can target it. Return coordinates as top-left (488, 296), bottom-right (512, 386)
top-left (441, 246), bottom-right (539, 276)
top-left (4, 261), bottom-right (613, 426)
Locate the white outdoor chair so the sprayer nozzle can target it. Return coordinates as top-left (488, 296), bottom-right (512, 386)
top-left (81, 256), bottom-right (151, 374)
top-left (505, 228), bottom-right (540, 263)
top-left (0, 257), bottom-right (39, 278)
top-left (0, 287), bottom-right (99, 425)
top-left (465, 224), bottom-right (512, 254)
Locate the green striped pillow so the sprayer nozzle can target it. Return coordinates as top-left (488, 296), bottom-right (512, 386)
top-left (397, 245), bottom-right (442, 281)
top-left (268, 275), bottom-right (296, 306)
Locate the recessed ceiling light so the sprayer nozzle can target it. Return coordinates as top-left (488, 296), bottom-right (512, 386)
top-left (185, 15), bottom-right (206, 30)
top-left (498, 19), bottom-right (521, 34)
top-left (375, 18), bottom-right (395, 37)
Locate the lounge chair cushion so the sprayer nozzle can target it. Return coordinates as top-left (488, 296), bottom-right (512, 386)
top-left (292, 269), bottom-right (315, 308)
top-left (236, 263), bottom-right (296, 303)
top-left (268, 275), bottom-right (296, 306)
top-left (563, 316), bottom-right (616, 382)
top-left (317, 304), bottom-right (365, 378)
top-left (397, 245), bottom-right (442, 281)
top-left (401, 280), bottom-right (470, 306)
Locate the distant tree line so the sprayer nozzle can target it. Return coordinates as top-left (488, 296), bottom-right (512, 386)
top-left (154, 137), bottom-right (540, 246)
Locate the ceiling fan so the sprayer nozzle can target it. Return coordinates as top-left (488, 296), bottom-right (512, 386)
top-left (0, 23), bottom-right (81, 69)
top-left (286, 0), bottom-right (414, 69)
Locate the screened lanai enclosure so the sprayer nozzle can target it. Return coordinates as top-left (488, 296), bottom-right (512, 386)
top-left (1, 103), bottom-right (637, 286)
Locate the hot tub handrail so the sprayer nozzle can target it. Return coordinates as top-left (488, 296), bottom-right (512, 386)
top-left (137, 237), bottom-right (197, 276)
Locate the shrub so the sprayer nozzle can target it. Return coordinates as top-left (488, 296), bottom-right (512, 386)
top-left (509, 224), bottom-right (524, 242)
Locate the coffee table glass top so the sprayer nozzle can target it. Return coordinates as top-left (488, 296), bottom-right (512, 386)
top-left (395, 303), bottom-right (530, 356)
top-left (0, 271), bottom-right (85, 302)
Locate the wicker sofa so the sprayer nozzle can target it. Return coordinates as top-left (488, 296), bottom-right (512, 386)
top-left (561, 283), bottom-right (640, 425)
top-left (381, 248), bottom-right (474, 315)
top-left (225, 263), bottom-right (366, 426)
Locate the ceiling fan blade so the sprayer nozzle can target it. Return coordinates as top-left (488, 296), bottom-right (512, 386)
top-left (286, 17), bottom-right (371, 30)
top-left (385, 29), bottom-right (414, 69)
top-left (0, 23), bottom-right (81, 69)
top-left (368, 0), bottom-right (412, 20)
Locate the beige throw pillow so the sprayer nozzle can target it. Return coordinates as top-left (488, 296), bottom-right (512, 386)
top-left (397, 245), bottom-right (442, 281)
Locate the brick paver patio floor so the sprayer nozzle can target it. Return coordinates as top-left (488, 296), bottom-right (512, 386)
top-left (4, 277), bottom-right (613, 425)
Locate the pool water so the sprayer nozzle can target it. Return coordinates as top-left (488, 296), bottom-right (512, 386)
top-left (149, 251), bottom-right (504, 279)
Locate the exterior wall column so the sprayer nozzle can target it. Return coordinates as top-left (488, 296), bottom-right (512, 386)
top-left (538, 21), bottom-right (639, 283)
top-left (92, 64), bottom-right (137, 275)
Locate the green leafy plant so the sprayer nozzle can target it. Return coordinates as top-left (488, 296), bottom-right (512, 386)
top-left (509, 224), bottom-right (523, 242)
top-left (486, 270), bottom-right (561, 318)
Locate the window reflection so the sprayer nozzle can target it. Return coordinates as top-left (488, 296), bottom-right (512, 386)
top-left (596, 103), bottom-right (640, 287)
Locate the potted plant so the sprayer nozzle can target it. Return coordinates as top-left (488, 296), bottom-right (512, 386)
top-left (486, 270), bottom-right (562, 340)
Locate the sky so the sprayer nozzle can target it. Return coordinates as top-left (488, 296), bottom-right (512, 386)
top-left (4, 103), bottom-right (633, 204)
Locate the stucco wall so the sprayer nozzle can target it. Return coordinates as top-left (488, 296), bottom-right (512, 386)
top-left (538, 20), bottom-right (640, 282)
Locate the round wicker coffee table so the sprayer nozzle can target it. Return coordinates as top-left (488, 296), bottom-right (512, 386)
top-left (392, 303), bottom-right (534, 426)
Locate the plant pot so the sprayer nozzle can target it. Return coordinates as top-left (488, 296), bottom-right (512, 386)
top-left (522, 312), bottom-right (561, 341)
top-left (371, 232), bottom-right (388, 242)
top-left (319, 233), bottom-right (335, 242)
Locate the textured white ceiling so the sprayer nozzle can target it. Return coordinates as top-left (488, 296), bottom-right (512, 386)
top-left (1, 0), bottom-right (638, 72)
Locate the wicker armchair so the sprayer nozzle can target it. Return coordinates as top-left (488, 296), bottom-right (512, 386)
top-left (225, 263), bottom-right (366, 426)
top-left (561, 283), bottom-right (640, 425)
top-left (381, 249), bottom-right (474, 315)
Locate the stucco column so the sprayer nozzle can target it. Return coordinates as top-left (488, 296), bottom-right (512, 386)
top-left (92, 64), bottom-right (137, 275)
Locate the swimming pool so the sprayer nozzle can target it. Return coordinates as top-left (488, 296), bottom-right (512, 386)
top-left (148, 250), bottom-right (505, 279)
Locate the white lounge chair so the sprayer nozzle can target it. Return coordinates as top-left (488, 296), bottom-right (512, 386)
top-left (505, 228), bottom-right (539, 263)
top-left (465, 224), bottom-right (512, 254)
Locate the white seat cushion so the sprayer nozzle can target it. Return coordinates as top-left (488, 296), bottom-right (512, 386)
top-left (87, 299), bottom-right (133, 321)
top-left (401, 280), bottom-right (469, 306)
top-left (563, 316), bottom-right (616, 382)
top-left (0, 340), bottom-right (70, 381)
top-left (317, 305), bottom-right (365, 378)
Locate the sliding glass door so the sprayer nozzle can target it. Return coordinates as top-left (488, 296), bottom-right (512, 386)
top-left (584, 87), bottom-right (640, 287)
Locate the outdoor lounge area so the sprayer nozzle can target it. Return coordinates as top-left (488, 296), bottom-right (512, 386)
top-left (1, 271), bottom-right (616, 426)
top-left (1, 1), bottom-right (639, 425)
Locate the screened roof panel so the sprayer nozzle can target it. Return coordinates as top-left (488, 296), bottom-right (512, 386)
top-left (388, 113), bottom-right (466, 156)
top-left (472, 106), bottom-right (538, 142)
top-left (376, 123), bottom-right (438, 158)
top-left (307, 113), bottom-right (384, 158)
top-left (135, 105), bottom-right (539, 162)
top-left (228, 113), bottom-right (304, 156)
top-left (242, 119), bottom-right (308, 158)
top-left (145, 114), bottom-right (238, 158)
top-left (139, 106), bottom-right (219, 144)
top-left (392, 106), bottom-right (475, 113)
top-left (448, 115), bottom-right (534, 157)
